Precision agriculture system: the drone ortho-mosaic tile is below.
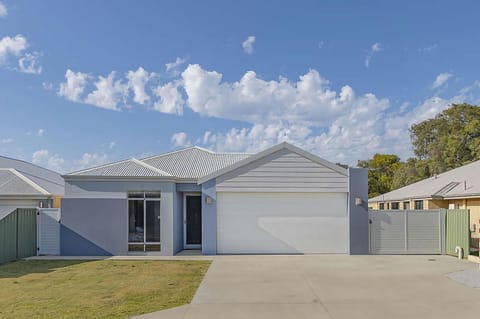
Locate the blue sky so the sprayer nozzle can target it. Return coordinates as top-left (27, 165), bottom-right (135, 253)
top-left (1, 0), bottom-right (480, 173)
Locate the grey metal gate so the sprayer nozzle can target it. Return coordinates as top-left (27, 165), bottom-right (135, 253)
top-left (369, 210), bottom-right (445, 254)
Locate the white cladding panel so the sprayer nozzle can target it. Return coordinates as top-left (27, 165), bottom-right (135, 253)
top-left (216, 192), bottom-right (348, 254)
top-left (38, 208), bottom-right (60, 255)
top-left (216, 149), bottom-right (348, 193)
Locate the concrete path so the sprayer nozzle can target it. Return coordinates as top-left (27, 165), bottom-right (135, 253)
top-left (133, 255), bottom-right (480, 319)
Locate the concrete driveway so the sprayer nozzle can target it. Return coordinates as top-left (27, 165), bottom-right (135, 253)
top-left (135, 255), bottom-right (480, 319)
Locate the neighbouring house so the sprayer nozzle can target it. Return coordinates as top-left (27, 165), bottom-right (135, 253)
top-left (0, 156), bottom-right (64, 211)
top-left (61, 142), bottom-right (368, 256)
top-left (0, 156), bottom-right (65, 262)
top-left (369, 160), bottom-right (480, 248)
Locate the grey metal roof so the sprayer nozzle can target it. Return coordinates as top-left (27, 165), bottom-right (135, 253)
top-left (141, 147), bottom-right (252, 180)
top-left (0, 156), bottom-right (64, 196)
top-left (369, 160), bottom-right (480, 202)
top-left (69, 159), bottom-right (173, 177)
top-left (65, 146), bottom-right (251, 179)
top-left (0, 169), bottom-right (49, 196)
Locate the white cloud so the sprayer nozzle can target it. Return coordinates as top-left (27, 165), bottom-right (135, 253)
top-left (181, 64), bottom-right (389, 127)
top-left (153, 81), bottom-right (184, 115)
top-left (165, 57), bottom-right (186, 76)
top-left (53, 62), bottom-right (480, 164)
top-left (84, 72), bottom-right (128, 110)
top-left (18, 51), bottom-right (42, 74)
top-left (0, 35), bottom-right (28, 63)
top-left (73, 153), bottom-right (108, 170)
top-left (58, 69), bottom-right (89, 102)
top-left (0, 1), bottom-right (7, 17)
top-left (32, 149), bottom-right (66, 173)
top-left (1, 138), bottom-right (13, 144)
top-left (36, 128), bottom-right (44, 137)
top-left (126, 67), bottom-right (151, 104)
top-left (242, 36), bottom-right (256, 54)
top-left (109, 141), bottom-right (116, 149)
top-left (432, 72), bottom-right (453, 89)
top-left (365, 42), bottom-right (382, 68)
top-left (171, 132), bottom-right (191, 148)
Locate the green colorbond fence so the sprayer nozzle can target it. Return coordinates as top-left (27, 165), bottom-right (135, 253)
top-left (0, 208), bottom-right (37, 263)
top-left (445, 209), bottom-right (470, 257)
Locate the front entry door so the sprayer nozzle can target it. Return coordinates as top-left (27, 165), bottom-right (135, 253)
top-left (185, 195), bottom-right (202, 249)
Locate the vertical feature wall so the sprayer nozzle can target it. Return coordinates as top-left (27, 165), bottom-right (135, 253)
top-left (201, 179), bottom-right (217, 255)
top-left (348, 168), bottom-right (369, 255)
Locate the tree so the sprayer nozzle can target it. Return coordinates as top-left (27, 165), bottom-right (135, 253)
top-left (358, 154), bottom-right (402, 198)
top-left (359, 104), bottom-right (480, 197)
top-left (410, 103), bottom-right (480, 174)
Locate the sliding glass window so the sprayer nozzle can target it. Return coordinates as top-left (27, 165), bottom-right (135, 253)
top-left (128, 191), bottom-right (161, 252)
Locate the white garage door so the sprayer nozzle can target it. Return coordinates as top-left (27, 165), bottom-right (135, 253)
top-left (216, 192), bottom-right (348, 254)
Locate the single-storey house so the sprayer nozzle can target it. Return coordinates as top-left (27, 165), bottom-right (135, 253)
top-left (61, 142), bottom-right (368, 256)
top-left (369, 160), bottom-right (480, 246)
top-left (0, 155), bottom-right (64, 211)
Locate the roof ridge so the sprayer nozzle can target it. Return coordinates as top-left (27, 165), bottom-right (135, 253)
top-left (131, 158), bottom-right (173, 176)
top-left (6, 168), bottom-right (50, 195)
top-left (140, 145), bottom-right (251, 161)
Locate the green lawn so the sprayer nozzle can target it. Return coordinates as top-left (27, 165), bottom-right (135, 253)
top-left (0, 259), bottom-right (211, 319)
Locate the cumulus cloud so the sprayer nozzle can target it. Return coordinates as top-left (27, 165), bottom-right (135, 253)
top-left (0, 1), bottom-right (7, 17)
top-left (37, 128), bottom-right (44, 137)
top-left (73, 152), bottom-right (108, 170)
top-left (32, 149), bottom-right (66, 173)
top-left (242, 36), bottom-right (256, 54)
top-left (84, 72), bottom-right (128, 110)
top-left (0, 35), bottom-right (43, 74)
top-left (1, 138), bottom-right (13, 144)
top-left (181, 64), bottom-right (389, 127)
top-left (32, 149), bottom-right (108, 173)
top-left (126, 67), bottom-right (151, 104)
top-left (54, 62), bottom-right (480, 164)
top-left (165, 57), bottom-right (186, 77)
top-left (365, 42), bottom-right (382, 68)
top-left (58, 69), bottom-right (89, 102)
top-left (153, 81), bottom-right (184, 115)
top-left (18, 51), bottom-right (42, 74)
top-left (171, 132), bottom-right (191, 148)
top-left (0, 35), bottom-right (28, 63)
top-left (432, 72), bottom-right (453, 89)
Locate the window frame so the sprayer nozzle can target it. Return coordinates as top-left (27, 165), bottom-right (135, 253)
top-left (127, 191), bottom-right (161, 252)
top-left (414, 200), bottom-right (424, 210)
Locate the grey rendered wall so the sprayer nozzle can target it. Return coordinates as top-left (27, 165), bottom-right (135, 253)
top-left (216, 148), bottom-right (348, 193)
top-left (61, 198), bottom-right (126, 255)
top-left (63, 180), bottom-right (175, 255)
top-left (201, 179), bottom-right (216, 255)
top-left (348, 168), bottom-right (369, 255)
top-left (172, 190), bottom-right (183, 255)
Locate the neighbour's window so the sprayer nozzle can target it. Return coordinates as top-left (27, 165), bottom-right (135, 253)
top-left (379, 203), bottom-right (385, 210)
top-left (403, 201), bottom-right (410, 210)
top-left (414, 200), bottom-right (424, 210)
top-left (386, 203), bottom-right (390, 210)
top-left (391, 202), bottom-right (400, 210)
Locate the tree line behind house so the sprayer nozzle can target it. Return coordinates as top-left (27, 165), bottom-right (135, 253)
top-left (358, 104), bottom-right (480, 198)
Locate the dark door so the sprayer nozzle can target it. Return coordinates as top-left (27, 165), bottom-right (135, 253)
top-left (186, 195), bottom-right (202, 246)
